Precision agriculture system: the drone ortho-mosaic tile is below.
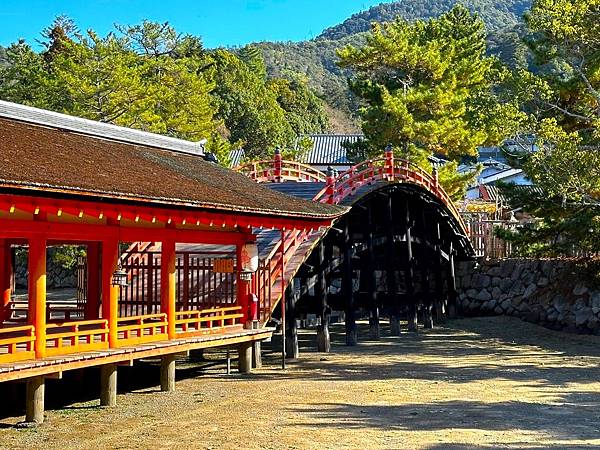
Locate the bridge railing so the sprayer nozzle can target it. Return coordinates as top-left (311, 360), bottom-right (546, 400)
top-left (234, 152), bottom-right (327, 183)
top-left (246, 151), bottom-right (470, 326)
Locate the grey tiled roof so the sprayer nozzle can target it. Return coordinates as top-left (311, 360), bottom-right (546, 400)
top-left (298, 134), bottom-right (363, 165)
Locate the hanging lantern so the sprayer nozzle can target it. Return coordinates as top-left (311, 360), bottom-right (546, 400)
top-left (239, 241), bottom-right (258, 280)
top-left (111, 267), bottom-right (128, 287)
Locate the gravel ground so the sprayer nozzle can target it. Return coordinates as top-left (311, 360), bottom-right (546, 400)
top-left (2, 316), bottom-right (600, 449)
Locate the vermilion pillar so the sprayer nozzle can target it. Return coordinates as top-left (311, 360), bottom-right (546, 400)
top-left (0, 240), bottom-right (12, 322)
top-left (102, 239), bottom-right (120, 347)
top-left (236, 243), bottom-right (251, 325)
top-left (86, 242), bottom-right (101, 320)
top-left (28, 238), bottom-right (47, 358)
top-left (161, 240), bottom-right (176, 339)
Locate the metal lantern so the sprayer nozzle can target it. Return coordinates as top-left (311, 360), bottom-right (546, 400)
top-left (111, 267), bottom-right (128, 287)
top-left (239, 241), bottom-right (258, 280)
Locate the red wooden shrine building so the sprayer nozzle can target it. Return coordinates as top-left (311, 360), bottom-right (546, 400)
top-left (0, 101), bottom-right (344, 423)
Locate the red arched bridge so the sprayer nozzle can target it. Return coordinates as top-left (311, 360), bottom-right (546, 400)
top-left (233, 149), bottom-right (474, 352)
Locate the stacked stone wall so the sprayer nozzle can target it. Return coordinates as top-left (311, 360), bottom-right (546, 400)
top-left (457, 259), bottom-right (600, 334)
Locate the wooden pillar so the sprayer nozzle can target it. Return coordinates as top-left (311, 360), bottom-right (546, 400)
top-left (236, 243), bottom-right (251, 324)
top-left (447, 242), bottom-right (458, 319)
top-left (100, 363), bottom-right (117, 407)
top-left (252, 341), bottom-right (262, 368)
top-left (160, 354), bottom-right (176, 392)
top-left (161, 240), bottom-right (176, 339)
top-left (101, 239), bottom-right (120, 347)
top-left (385, 195), bottom-right (400, 335)
top-left (342, 220), bottom-right (357, 346)
top-left (421, 266), bottom-right (433, 329)
top-left (0, 240), bottom-right (12, 322)
top-left (86, 242), bottom-right (101, 320)
top-left (25, 376), bottom-right (45, 424)
top-left (315, 242), bottom-right (330, 353)
top-left (433, 222), bottom-right (445, 324)
top-left (362, 207), bottom-right (380, 339)
top-left (405, 202), bottom-right (418, 333)
top-left (28, 238), bottom-right (46, 358)
top-left (238, 341), bottom-right (252, 373)
top-left (285, 280), bottom-right (299, 359)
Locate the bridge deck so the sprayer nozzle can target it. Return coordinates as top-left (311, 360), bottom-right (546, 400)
top-left (0, 327), bottom-right (272, 383)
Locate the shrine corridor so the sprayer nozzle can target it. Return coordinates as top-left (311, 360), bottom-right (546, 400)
top-left (2, 316), bottom-right (600, 449)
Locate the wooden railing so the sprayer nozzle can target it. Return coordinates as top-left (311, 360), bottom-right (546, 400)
top-left (244, 153), bottom-right (470, 326)
top-left (175, 306), bottom-right (244, 337)
top-left (0, 325), bottom-right (35, 363)
top-left (45, 319), bottom-right (109, 357)
top-left (117, 313), bottom-right (168, 346)
top-left (235, 159), bottom-right (327, 183)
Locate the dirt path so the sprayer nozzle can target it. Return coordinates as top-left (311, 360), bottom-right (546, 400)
top-left (2, 317), bottom-right (600, 449)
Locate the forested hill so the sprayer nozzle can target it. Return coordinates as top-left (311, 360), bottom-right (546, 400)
top-left (259, 0), bottom-right (532, 132)
top-left (318, 0), bottom-right (532, 40)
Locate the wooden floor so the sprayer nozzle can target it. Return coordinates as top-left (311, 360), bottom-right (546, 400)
top-left (0, 327), bottom-right (273, 383)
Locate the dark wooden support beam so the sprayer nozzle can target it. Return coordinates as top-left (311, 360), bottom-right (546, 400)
top-left (385, 196), bottom-right (401, 335)
top-left (364, 204), bottom-right (380, 340)
top-left (252, 341), bottom-right (263, 369)
top-left (447, 242), bottom-right (458, 319)
top-left (421, 266), bottom-right (433, 329)
top-left (405, 201), bottom-right (418, 333)
top-left (433, 222), bottom-right (446, 324)
top-left (342, 219), bottom-right (357, 346)
top-left (285, 279), bottom-right (299, 359)
top-left (315, 242), bottom-right (331, 352)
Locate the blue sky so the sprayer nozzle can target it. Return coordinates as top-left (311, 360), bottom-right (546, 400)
top-left (0, 0), bottom-right (390, 49)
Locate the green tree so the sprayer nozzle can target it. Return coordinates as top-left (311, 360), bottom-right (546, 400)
top-left (211, 49), bottom-right (294, 159)
top-left (337, 5), bottom-right (524, 198)
top-left (267, 72), bottom-right (329, 136)
top-left (498, 0), bottom-right (600, 255)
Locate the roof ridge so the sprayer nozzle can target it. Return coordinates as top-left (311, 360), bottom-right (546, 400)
top-left (0, 100), bottom-right (205, 157)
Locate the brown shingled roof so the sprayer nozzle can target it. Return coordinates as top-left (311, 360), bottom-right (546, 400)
top-left (0, 117), bottom-right (345, 220)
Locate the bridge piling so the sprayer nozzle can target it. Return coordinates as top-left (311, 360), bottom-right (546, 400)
top-left (160, 354), bottom-right (176, 392)
top-left (285, 280), bottom-right (299, 359)
top-left (25, 376), bottom-right (45, 424)
top-left (100, 363), bottom-right (117, 407)
top-left (342, 220), bottom-right (357, 346)
top-left (405, 201), bottom-right (418, 333)
top-left (385, 195), bottom-right (401, 336)
top-left (316, 242), bottom-right (331, 352)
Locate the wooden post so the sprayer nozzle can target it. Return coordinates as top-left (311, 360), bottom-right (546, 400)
top-left (252, 341), bottom-right (263, 368)
top-left (100, 363), bottom-right (117, 407)
top-left (447, 242), bottom-right (458, 319)
top-left (363, 206), bottom-right (380, 339)
top-left (285, 280), bottom-right (299, 359)
top-left (28, 238), bottom-right (46, 358)
top-left (405, 202), bottom-right (418, 333)
top-left (238, 341), bottom-right (252, 373)
top-left (236, 242), bottom-right (251, 324)
top-left (161, 240), bottom-right (176, 339)
top-left (101, 239), bottom-right (119, 347)
top-left (0, 240), bottom-right (12, 322)
top-left (342, 219), bottom-right (357, 346)
top-left (433, 222), bottom-right (445, 324)
top-left (315, 242), bottom-right (330, 352)
top-left (25, 376), bottom-right (45, 424)
top-left (160, 354), bottom-right (176, 392)
top-left (421, 266), bottom-right (433, 329)
top-left (86, 242), bottom-right (101, 320)
top-left (385, 195), bottom-right (400, 335)
top-left (280, 230), bottom-right (286, 369)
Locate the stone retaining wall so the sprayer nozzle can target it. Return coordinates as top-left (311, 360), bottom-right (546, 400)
top-left (456, 259), bottom-right (600, 334)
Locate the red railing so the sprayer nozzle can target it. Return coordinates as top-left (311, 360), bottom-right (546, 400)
top-left (242, 151), bottom-right (469, 325)
top-left (235, 158), bottom-right (327, 183)
top-left (0, 325), bottom-right (35, 363)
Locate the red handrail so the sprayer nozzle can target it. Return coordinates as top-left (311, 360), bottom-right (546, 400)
top-left (245, 155), bottom-right (469, 325)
